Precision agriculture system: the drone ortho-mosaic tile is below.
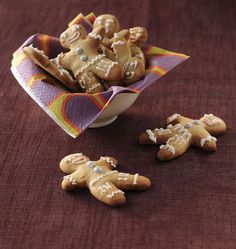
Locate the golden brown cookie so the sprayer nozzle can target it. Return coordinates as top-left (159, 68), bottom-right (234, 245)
top-left (108, 33), bottom-right (145, 85)
top-left (128, 27), bottom-right (148, 64)
top-left (23, 45), bottom-right (80, 92)
top-left (139, 114), bottom-right (227, 160)
top-left (60, 153), bottom-right (151, 206)
top-left (55, 24), bottom-right (123, 93)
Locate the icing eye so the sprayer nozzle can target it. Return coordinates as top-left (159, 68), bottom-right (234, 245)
top-left (60, 32), bottom-right (67, 39)
top-left (125, 71), bottom-right (131, 76)
top-left (71, 24), bottom-right (79, 32)
top-left (105, 22), bottom-right (111, 27)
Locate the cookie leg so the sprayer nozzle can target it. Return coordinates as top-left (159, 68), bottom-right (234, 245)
top-left (94, 58), bottom-right (123, 81)
top-left (89, 182), bottom-right (126, 207)
top-left (199, 114), bottom-right (227, 136)
top-left (78, 72), bottom-right (104, 94)
top-left (123, 58), bottom-right (145, 85)
top-left (194, 133), bottom-right (217, 152)
top-left (61, 171), bottom-right (87, 191)
top-left (158, 139), bottom-right (190, 160)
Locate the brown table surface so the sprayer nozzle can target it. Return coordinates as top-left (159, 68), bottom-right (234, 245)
top-left (1, 0), bottom-right (236, 248)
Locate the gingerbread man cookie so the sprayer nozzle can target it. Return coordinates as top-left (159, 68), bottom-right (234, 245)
top-left (23, 45), bottom-right (80, 92)
top-left (53, 24), bottom-right (124, 93)
top-left (110, 33), bottom-right (145, 85)
top-left (60, 153), bottom-right (151, 206)
top-left (139, 114), bottom-right (227, 160)
top-left (128, 27), bottom-right (147, 64)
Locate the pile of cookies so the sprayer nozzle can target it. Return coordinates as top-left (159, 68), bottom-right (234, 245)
top-left (23, 14), bottom-right (148, 94)
top-left (22, 13), bottom-right (228, 207)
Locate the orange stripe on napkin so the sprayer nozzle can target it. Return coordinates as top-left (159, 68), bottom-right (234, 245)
top-left (146, 65), bottom-right (167, 76)
top-left (68, 13), bottom-right (84, 27)
top-left (27, 74), bottom-right (46, 88)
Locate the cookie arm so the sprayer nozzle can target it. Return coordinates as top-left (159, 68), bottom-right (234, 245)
top-left (61, 168), bottom-right (87, 191)
top-left (112, 173), bottom-right (151, 191)
top-left (192, 129), bottom-right (217, 151)
top-left (87, 26), bottom-right (105, 47)
top-left (53, 52), bottom-right (72, 71)
top-left (130, 45), bottom-right (145, 63)
top-left (97, 157), bottom-right (118, 170)
top-left (139, 128), bottom-right (173, 145)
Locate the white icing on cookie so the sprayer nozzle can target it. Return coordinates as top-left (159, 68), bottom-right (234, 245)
top-left (95, 66), bottom-right (106, 72)
top-left (87, 83), bottom-right (101, 93)
top-left (167, 124), bottom-right (192, 145)
top-left (124, 71), bottom-right (135, 79)
top-left (107, 190), bottom-right (124, 199)
top-left (63, 175), bottom-right (77, 185)
top-left (200, 135), bottom-right (217, 147)
top-left (88, 32), bottom-right (102, 41)
top-left (90, 170), bottom-right (118, 186)
top-left (154, 128), bottom-right (172, 135)
top-left (98, 182), bottom-right (112, 193)
top-left (71, 24), bottom-right (80, 32)
top-left (146, 129), bottom-right (157, 143)
top-left (184, 123), bottom-right (193, 129)
top-left (75, 53), bottom-right (106, 77)
top-left (118, 173), bottom-right (129, 181)
top-left (168, 114), bottom-right (180, 123)
top-left (70, 155), bottom-right (88, 165)
top-left (105, 61), bottom-right (118, 78)
top-left (160, 144), bottom-right (175, 155)
top-left (100, 157), bottom-right (117, 168)
top-left (203, 114), bottom-right (221, 126)
top-left (133, 173), bottom-right (139, 185)
top-left (111, 40), bottom-right (125, 48)
top-left (67, 32), bottom-right (81, 43)
top-left (59, 68), bottom-right (76, 82)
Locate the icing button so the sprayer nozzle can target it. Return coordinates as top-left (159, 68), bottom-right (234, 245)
top-left (87, 161), bottom-right (94, 168)
top-left (184, 123), bottom-right (192, 129)
top-left (93, 166), bottom-right (102, 174)
top-left (80, 55), bottom-right (88, 61)
top-left (193, 120), bottom-right (200, 125)
top-left (76, 47), bottom-right (83, 54)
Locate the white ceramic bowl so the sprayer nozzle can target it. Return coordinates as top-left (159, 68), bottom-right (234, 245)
top-left (89, 92), bottom-right (139, 128)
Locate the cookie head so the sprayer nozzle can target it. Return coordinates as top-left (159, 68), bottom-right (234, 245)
top-left (60, 153), bottom-right (90, 174)
top-left (129, 27), bottom-right (148, 47)
top-left (60, 24), bottom-right (87, 48)
top-left (93, 14), bottom-right (120, 38)
top-left (124, 59), bottom-right (145, 84)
